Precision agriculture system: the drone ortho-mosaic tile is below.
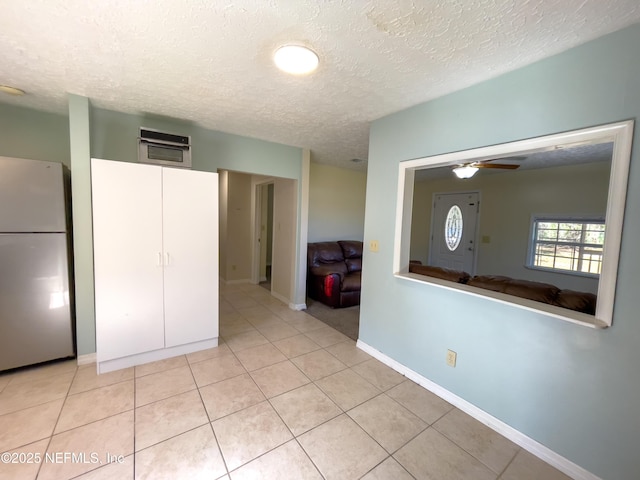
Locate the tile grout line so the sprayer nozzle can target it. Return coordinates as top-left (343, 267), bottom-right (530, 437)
top-left (188, 357), bottom-right (231, 478)
top-left (495, 447), bottom-right (523, 479)
top-left (35, 361), bottom-right (79, 479)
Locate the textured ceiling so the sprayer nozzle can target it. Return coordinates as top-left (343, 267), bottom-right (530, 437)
top-left (415, 140), bottom-right (614, 180)
top-left (1, 1), bottom-right (639, 170)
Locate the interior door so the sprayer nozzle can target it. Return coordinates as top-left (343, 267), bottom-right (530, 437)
top-left (429, 192), bottom-right (479, 273)
top-left (92, 159), bottom-right (165, 361)
top-left (162, 167), bottom-right (219, 347)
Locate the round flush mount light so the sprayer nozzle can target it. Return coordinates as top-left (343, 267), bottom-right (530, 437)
top-left (274, 45), bottom-right (319, 75)
top-left (0, 85), bottom-right (25, 96)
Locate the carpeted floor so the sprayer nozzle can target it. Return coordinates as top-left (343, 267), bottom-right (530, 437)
top-left (303, 298), bottom-right (360, 341)
top-left (260, 281), bottom-right (359, 340)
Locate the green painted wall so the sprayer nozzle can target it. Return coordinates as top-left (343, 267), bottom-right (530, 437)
top-left (308, 162), bottom-right (367, 242)
top-left (0, 103), bottom-right (70, 166)
top-left (68, 106), bottom-right (305, 354)
top-left (68, 94), bottom-right (95, 355)
top-left (362, 25), bottom-right (640, 480)
top-left (90, 107), bottom-right (302, 179)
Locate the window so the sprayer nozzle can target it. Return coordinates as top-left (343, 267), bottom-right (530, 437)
top-left (444, 205), bottom-right (463, 251)
top-left (528, 217), bottom-right (605, 276)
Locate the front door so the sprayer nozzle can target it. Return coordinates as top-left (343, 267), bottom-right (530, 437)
top-left (429, 192), bottom-right (479, 274)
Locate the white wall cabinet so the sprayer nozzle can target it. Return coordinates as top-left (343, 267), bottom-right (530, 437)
top-left (92, 158), bottom-right (218, 373)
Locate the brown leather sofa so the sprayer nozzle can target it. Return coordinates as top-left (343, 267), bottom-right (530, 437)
top-left (409, 263), bottom-right (597, 315)
top-left (307, 241), bottom-right (362, 308)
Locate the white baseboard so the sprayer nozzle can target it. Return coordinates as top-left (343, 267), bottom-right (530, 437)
top-left (77, 353), bottom-right (96, 366)
top-left (224, 278), bottom-right (251, 285)
top-left (270, 290), bottom-right (290, 306)
top-left (356, 340), bottom-right (601, 480)
top-left (97, 338), bottom-right (218, 374)
top-left (290, 302), bottom-right (307, 311)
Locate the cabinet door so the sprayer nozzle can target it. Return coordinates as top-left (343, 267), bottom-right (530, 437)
top-left (92, 159), bottom-right (165, 361)
top-left (162, 168), bottom-right (219, 347)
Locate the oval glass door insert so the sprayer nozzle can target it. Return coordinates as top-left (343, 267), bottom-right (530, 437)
top-left (445, 205), bottom-right (463, 251)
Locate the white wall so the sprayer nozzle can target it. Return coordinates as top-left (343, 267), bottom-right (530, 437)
top-left (272, 178), bottom-right (297, 302)
top-left (224, 171), bottom-right (253, 282)
top-left (218, 171), bottom-right (228, 281)
top-left (308, 162), bottom-right (367, 242)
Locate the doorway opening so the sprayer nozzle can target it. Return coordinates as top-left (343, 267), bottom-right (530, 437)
top-left (257, 182), bottom-right (274, 290)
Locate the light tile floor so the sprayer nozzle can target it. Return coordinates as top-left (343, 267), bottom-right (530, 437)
top-left (0, 283), bottom-right (572, 480)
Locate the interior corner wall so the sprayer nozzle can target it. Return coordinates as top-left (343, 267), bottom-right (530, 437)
top-left (308, 162), bottom-right (367, 242)
top-left (272, 177), bottom-right (297, 303)
top-left (225, 171), bottom-right (253, 282)
top-left (68, 94), bottom-right (95, 356)
top-left (362, 25), bottom-right (640, 480)
top-left (0, 103), bottom-right (70, 166)
top-left (218, 171), bottom-right (229, 282)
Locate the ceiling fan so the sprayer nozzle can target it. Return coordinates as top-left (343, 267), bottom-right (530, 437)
top-left (452, 156), bottom-right (525, 178)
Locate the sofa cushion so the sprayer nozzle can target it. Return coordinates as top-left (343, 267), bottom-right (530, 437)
top-left (345, 258), bottom-right (362, 273)
top-left (308, 241), bottom-right (345, 268)
top-left (341, 272), bottom-right (361, 292)
top-left (503, 279), bottom-right (560, 304)
top-left (338, 240), bottom-right (362, 259)
top-left (409, 264), bottom-right (470, 283)
top-left (466, 275), bottom-right (511, 292)
top-left (554, 289), bottom-right (597, 315)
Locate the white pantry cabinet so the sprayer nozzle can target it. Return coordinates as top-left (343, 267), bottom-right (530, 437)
top-left (92, 158), bottom-right (218, 373)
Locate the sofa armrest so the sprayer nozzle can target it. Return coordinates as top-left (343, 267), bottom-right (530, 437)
top-left (310, 264), bottom-right (347, 279)
top-left (307, 271), bottom-right (343, 308)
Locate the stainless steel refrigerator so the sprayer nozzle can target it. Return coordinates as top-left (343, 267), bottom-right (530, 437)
top-left (0, 156), bottom-right (74, 371)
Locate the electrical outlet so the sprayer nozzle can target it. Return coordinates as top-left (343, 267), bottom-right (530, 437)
top-left (446, 349), bottom-right (457, 367)
top-left (369, 240), bottom-right (379, 252)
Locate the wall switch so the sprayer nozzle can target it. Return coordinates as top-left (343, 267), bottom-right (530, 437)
top-left (481, 235), bottom-right (491, 244)
top-left (446, 349), bottom-right (457, 367)
top-left (369, 240), bottom-right (379, 252)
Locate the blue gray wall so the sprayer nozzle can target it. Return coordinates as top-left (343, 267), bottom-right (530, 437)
top-left (361, 25), bottom-right (640, 480)
top-left (0, 103), bottom-right (69, 166)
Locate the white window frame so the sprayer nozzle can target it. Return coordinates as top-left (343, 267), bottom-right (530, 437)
top-left (393, 120), bottom-right (634, 328)
top-left (526, 216), bottom-right (605, 278)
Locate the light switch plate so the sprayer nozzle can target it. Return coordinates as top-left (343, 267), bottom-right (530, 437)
top-left (446, 349), bottom-right (457, 367)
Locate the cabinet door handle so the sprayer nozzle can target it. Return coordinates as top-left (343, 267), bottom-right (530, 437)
top-left (165, 252), bottom-right (170, 266)
top-left (157, 252), bottom-right (162, 266)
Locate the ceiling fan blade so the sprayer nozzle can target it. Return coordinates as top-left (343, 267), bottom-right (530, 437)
top-left (475, 163), bottom-right (520, 169)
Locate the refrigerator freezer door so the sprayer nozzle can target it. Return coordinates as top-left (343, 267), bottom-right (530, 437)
top-left (0, 156), bottom-right (66, 232)
top-left (0, 233), bottom-right (74, 371)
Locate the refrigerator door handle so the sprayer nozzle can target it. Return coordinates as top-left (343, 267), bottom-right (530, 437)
top-left (157, 252), bottom-right (162, 266)
top-left (165, 252), bottom-right (170, 266)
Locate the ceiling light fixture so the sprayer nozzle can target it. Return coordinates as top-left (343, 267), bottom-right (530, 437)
top-left (452, 165), bottom-right (479, 179)
top-left (274, 45), bottom-right (319, 75)
top-left (0, 85), bottom-right (25, 96)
